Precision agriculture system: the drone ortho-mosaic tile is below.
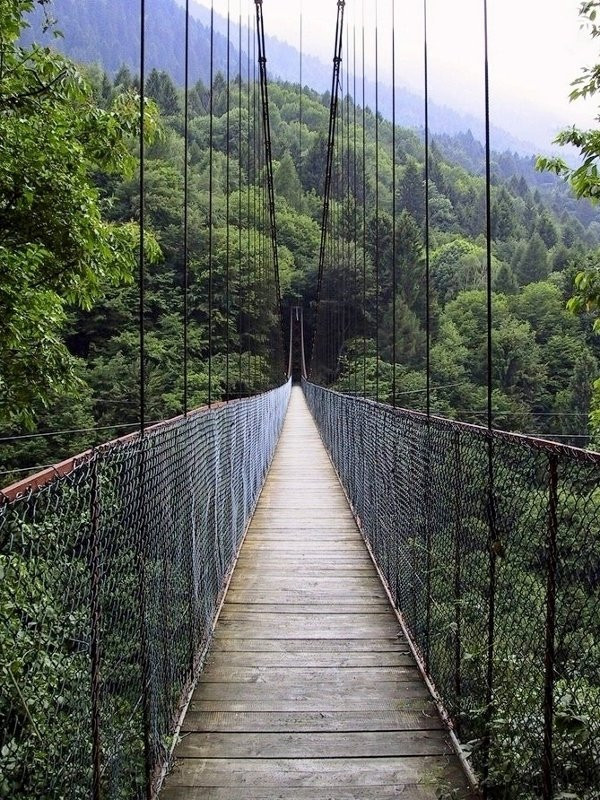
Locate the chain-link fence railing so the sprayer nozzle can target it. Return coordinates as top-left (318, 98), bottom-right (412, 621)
top-left (304, 380), bottom-right (600, 800)
top-left (0, 380), bottom-right (291, 800)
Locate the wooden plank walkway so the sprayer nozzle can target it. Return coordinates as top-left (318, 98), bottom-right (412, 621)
top-left (160, 386), bottom-right (472, 800)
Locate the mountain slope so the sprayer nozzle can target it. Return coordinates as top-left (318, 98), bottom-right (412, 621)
top-left (26, 0), bottom-right (539, 155)
top-left (22, 0), bottom-right (242, 84)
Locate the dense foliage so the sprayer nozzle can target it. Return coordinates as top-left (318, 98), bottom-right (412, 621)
top-left (305, 99), bottom-right (600, 451)
top-left (0, 3), bottom-right (599, 799)
top-left (537, 0), bottom-right (600, 437)
top-left (2, 41), bottom-right (600, 480)
top-left (0, 0), bottom-right (161, 434)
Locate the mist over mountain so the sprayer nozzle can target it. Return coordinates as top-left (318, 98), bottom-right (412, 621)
top-left (25, 0), bottom-right (542, 157)
top-left (21, 0), bottom-right (244, 85)
top-left (177, 0), bottom-right (542, 156)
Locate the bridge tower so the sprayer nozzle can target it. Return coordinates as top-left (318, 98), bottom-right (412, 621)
top-left (288, 305), bottom-right (307, 383)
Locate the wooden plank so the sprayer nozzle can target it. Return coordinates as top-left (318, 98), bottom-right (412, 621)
top-left (197, 666), bottom-right (421, 684)
top-left (189, 682), bottom-right (432, 710)
top-left (204, 651), bottom-right (416, 668)
top-left (220, 603), bottom-right (390, 614)
top-left (242, 536), bottom-right (361, 543)
top-left (160, 786), bottom-right (467, 800)
top-left (226, 576), bottom-right (385, 591)
top-left (247, 519), bottom-right (359, 529)
top-left (166, 756), bottom-right (468, 788)
top-left (161, 787), bottom-right (459, 800)
top-left (176, 731), bottom-right (452, 759)
top-left (235, 555), bottom-right (373, 564)
top-left (224, 591), bottom-right (388, 605)
top-left (214, 615), bottom-right (401, 639)
top-left (191, 679), bottom-right (430, 700)
top-left (234, 563), bottom-right (376, 570)
top-left (210, 638), bottom-right (410, 653)
top-left (241, 541), bottom-right (366, 549)
top-left (244, 522), bottom-right (356, 538)
top-left (179, 709), bottom-right (444, 734)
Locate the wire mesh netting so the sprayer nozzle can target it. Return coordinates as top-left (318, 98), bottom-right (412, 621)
top-left (0, 380), bottom-right (291, 800)
top-left (304, 380), bottom-right (600, 800)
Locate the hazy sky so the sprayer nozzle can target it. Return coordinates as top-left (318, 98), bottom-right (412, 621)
top-left (206, 0), bottom-right (598, 144)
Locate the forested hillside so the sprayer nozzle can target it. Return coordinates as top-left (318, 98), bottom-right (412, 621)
top-left (24, 0), bottom-right (560, 155)
top-left (2, 7), bottom-right (600, 483)
top-left (20, 0), bottom-right (238, 84)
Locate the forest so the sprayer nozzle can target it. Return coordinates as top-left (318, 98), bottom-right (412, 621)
top-left (1, 0), bottom-right (600, 484)
top-left (1, 2), bottom-right (600, 798)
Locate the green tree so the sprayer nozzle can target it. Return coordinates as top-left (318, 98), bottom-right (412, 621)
top-left (274, 152), bottom-right (305, 212)
top-left (0, 1), bottom-right (159, 428)
top-left (395, 210), bottom-right (425, 312)
top-left (398, 159), bottom-right (425, 226)
top-left (517, 233), bottom-right (549, 285)
top-left (431, 238), bottom-right (498, 304)
top-left (511, 281), bottom-right (577, 343)
top-left (536, 211), bottom-right (559, 248)
top-left (145, 68), bottom-right (180, 115)
top-left (536, 2), bottom-right (600, 442)
top-left (494, 262), bottom-right (518, 295)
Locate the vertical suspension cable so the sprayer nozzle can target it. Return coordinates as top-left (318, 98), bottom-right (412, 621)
top-left (139, 0), bottom-right (146, 434)
top-left (208, 0), bottom-right (214, 406)
top-left (423, 0), bottom-right (433, 676)
top-left (374, 0), bottom-right (380, 402)
top-left (299, 1), bottom-right (303, 201)
top-left (345, 22), bottom-right (351, 391)
top-left (309, 0), bottom-right (345, 377)
top-left (391, 0), bottom-right (397, 407)
top-left (183, 0), bottom-right (190, 415)
top-left (483, 0), bottom-right (496, 791)
top-left (361, 3), bottom-right (367, 398)
top-left (238, 3), bottom-right (243, 393)
top-left (246, 12), bottom-right (251, 390)
top-left (226, 2), bottom-right (231, 399)
top-left (424, 0), bottom-right (431, 419)
top-left (138, 6), bottom-right (151, 798)
top-left (338, 57), bottom-right (344, 379)
top-left (484, 3), bottom-right (494, 436)
top-left (252, 13), bottom-right (258, 388)
top-left (352, 18), bottom-right (358, 396)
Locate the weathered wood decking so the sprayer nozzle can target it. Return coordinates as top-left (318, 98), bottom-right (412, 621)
top-left (160, 386), bottom-right (471, 799)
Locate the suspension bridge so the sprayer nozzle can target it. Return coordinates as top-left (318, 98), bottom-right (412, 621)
top-left (1, 1), bottom-right (599, 799)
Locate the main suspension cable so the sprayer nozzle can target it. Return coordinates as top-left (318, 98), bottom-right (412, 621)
top-left (255, 0), bottom-right (284, 348)
top-left (310, 0), bottom-right (346, 375)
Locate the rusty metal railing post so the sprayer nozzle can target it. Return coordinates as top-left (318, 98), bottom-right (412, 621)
top-left (542, 453), bottom-right (558, 799)
top-left (90, 455), bottom-right (102, 800)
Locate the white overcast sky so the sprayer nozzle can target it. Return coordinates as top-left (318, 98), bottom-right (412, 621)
top-left (206, 0), bottom-right (598, 146)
